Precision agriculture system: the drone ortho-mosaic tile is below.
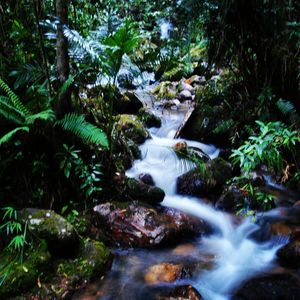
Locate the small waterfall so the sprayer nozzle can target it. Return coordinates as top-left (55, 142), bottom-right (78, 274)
top-left (126, 105), bottom-right (280, 299)
top-left (160, 20), bottom-right (173, 40)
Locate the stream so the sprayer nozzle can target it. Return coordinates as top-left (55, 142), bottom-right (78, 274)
top-left (74, 92), bottom-right (282, 300)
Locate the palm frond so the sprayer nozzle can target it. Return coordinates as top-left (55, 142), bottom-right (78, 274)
top-left (0, 77), bottom-right (30, 117)
top-left (55, 113), bottom-right (109, 148)
top-left (0, 97), bottom-right (26, 125)
top-left (26, 109), bottom-right (55, 124)
top-left (63, 26), bottom-right (105, 64)
top-left (9, 62), bottom-right (46, 89)
top-left (0, 127), bottom-right (30, 146)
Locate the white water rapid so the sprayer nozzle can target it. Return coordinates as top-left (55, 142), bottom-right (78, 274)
top-left (126, 108), bottom-right (280, 300)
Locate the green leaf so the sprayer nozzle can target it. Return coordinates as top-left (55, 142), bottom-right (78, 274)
top-left (0, 127), bottom-right (30, 146)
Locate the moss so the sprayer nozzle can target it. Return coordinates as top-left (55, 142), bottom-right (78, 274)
top-left (152, 81), bottom-right (177, 99)
top-left (116, 114), bottom-right (149, 144)
top-left (54, 239), bottom-right (112, 284)
top-left (0, 245), bottom-right (51, 298)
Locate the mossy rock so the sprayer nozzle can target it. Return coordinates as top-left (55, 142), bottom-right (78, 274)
top-left (20, 209), bottom-right (79, 257)
top-left (54, 239), bottom-right (112, 282)
top-left (114, 90), bottom-right (143, 114)
top-left (151, 81), bottom-right (177, 99)
top-left (177, 157), bottom-right (232, 197)
top-left (116, 114), bottom-right (149, 144)
top-left (138, 108), bottom-right (161, 128)
top-left (0, 245), bottom-right (51, 298)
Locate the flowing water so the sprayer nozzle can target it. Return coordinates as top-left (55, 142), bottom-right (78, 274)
top-left (74, 94), bottom-right (282, 300)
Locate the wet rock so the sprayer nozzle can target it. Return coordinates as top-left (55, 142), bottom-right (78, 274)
top-left (177, 157), bottom-right (232, 197)
top-left (174, 141), bottom-right (188, 153)
top-left (177, 104), bottom-right (234, 147)
top-left (139, 108), bottom-right (162, 128)
top-left (233, 273), bottom-right (300, 300)
top-left (116, 114), bottom-right (149, 144)
top-left (144, 263), bottom-right (184, 284)
top-left (152, 81), bottom-right (177, 99)
top-left (178, 90), bottom-right (193, 101)
top-left (157, 285), bottom-right (204, 300)
top-left (36, 239), bottom-right (112, 300)
top-left (186, 75), bottom-right (206, 86)
top-left (117, 91), bottom-right (143, 114)
top-left (178, 80), bottom-right (195, 93)
top-left (20, 209), bottom-right (79, 257)
top-left (92, 202), bottom-right (208, 248)
top-left (139, 173), bottom-right (155, 186)
top-left (0, 245), bottom-right (51, 299)
top-left (126, 177), bottom-right (165, 204)
top-left (216, 185), bottom-right (245, 212)
top-left (277, 231), bottom-right (300, 268)
top-left (117, 71), bottom-right (135, 89)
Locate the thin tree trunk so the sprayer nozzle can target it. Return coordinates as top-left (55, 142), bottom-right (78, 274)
top-left (56, 0), bottom-right (71, 117)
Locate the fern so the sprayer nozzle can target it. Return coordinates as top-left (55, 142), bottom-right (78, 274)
top-left (55, 113), bottom-right (109, 148)
top-left (0, 97), bottom-right (25, 125)
top-left (0, 77), bottom-right (30, 117)
top-left (0, 127), bottom-right (29, 146)
top-left (276, 98), bottom-right (300, 124)
top-left (26, 109), bottom-right (55, 124)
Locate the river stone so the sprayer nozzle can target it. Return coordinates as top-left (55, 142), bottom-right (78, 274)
top-left (177, 157), bottom-right (232, 197)
top-left (139, 108), bottom-right (162, 128)
top-left (216, 185), bottom-right (245, 212)
top-left (126, 177), bottom-right (165, 204)
top-left (277, 231), bottom-right (300, 268)
top-left (20, 208), bottom-right (79, 257)
top-left (116, 114), bottom-right (149, 144)
top-left (178, 90), bottom-right (193, 101)
top-left (92, 201), bottom-right (208, 248)
top-left (232, 273), bottom-right (300, 300)
top-left (157, 285), bottom-right (204, 300)
top-left (139, 173), bottom-right (155, 186)
top-left (144, 263), bottom-right (184, 284)
top-left (178, 81), bottom-right (195, 94)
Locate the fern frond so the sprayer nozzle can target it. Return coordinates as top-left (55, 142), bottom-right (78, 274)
top-left (276, 99), bottom-right (300, 124)
top-left (26, 109), bottom-right (55, 124)
top-left (55, 113), bottom-right (109, 148)
top-left (0, 97), bottom-right (26, 125)
top-left (0, 77), bottom-right (30, 117)
top-left (0, 127), bottom-right (30, 146)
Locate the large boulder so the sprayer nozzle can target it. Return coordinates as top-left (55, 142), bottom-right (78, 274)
top-left (177, 157), bottom-right (232, 197)
top-left (21, 209), bottom-right (79, 257)
top-left (92, 201), bottom-right (208, 248)
top-left (115, 91), bottom-right (143, 114)
top-left (233, 273), bottom-right (300, 300)
top-left (178, 103), bottom-right (235, 147)
top-left (116, 114), bottom-right (149, 144)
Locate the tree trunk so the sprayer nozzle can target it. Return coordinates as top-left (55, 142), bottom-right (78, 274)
top-left (56, 0), bottom-right (71, 117)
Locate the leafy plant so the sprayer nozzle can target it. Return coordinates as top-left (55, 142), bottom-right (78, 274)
top-left (0, 207), bottom-right (28, 285)
top-left (230, 121), bottom-right (299, 176)
top-left (57, 144), bottom-right (103, 202)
